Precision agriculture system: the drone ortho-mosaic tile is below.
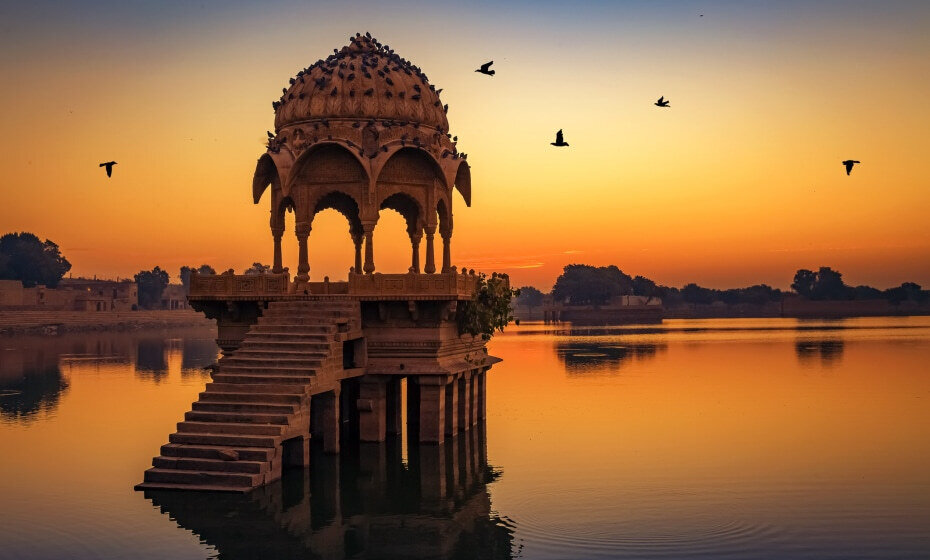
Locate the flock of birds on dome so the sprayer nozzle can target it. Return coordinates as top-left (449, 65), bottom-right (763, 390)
top-left (99, 31), bottom-right (861, 178)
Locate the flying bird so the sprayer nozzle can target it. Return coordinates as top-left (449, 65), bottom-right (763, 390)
top-left (475, 61), bottom-right (495, 76)
top-left (842, 160), bottom-right (860, 175)
top-left (550, 129), bottom-right (569, 147)
top-left (655, 96), bottom-right (670, 107)
top-left (99, 161), bottom-right (117, 177)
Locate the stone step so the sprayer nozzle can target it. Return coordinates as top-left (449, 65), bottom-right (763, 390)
top-left (205, 382), bottom-right (308, 395)
top-left (177, 420), bottom-right (284, 436)
top-left (251, 324), bottom-right (335, 333)
top-left (212, 373), bottom-right (314, 385)
top-left (243, 332), bottom-right (332, 342)
top-left (153, 455), bottom-right (267, 474)
top-left (191, 401), bottom-right (297, 415)
top-left (169, 431), bottom-right (281, 448)
top-left (134, 481), bottom-right (251, 493)
top-left (185, 409), bottom-right (290, 424)
top-left (223, 355), bottom-right (324, 366)
top-left (231, 349), bottom-right (328, 360)
top-left (216, 365), bottom-right (319, 377)
top-left (160, 443), bottom-right (274, 462)
top-left (142, 467), bottom-right (260, 488)
top-left (198, 391), bottom-right (305, 405)
top-left (237, 341), bottom-right (332, 352)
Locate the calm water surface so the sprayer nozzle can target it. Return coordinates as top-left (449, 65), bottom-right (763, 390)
top-left (1, 318), bottom-right (928, 559)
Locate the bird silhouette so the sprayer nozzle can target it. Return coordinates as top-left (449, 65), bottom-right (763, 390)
top-left (99, 161), bottom-right (117, 177)
top-left (842, 160), bottom-right (860, 175)
top-left (551, 129), bottom-right (569, 147)
top-left (267, 131), bottom-right (274, 138)
top-left (475, 61), bottom-right (495, 76)
top-left (655, 96), bottom-right (670, 107)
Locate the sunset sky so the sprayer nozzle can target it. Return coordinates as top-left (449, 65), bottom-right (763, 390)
top-left (1, 0), bottom-right (928, 290)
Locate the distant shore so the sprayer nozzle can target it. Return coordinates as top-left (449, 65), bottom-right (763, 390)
top-left (516, 299), bottom-right (930, 323)
top-left (0, 309), bottom-right (214, 336)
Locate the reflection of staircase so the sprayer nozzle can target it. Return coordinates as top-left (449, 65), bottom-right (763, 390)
top-left (136, 300), bottom-right (361, 492)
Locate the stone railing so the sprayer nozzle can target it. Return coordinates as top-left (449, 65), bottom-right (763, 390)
top-left (347, 272), bottom-right (479, 299)
top-left (189, 272), bottom-right (291, 298)
top-left (187, 270), bottom-right (481, 300)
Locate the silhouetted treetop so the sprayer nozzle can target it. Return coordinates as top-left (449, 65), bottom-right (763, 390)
top-left (0, 232), bottom-right (72, 288)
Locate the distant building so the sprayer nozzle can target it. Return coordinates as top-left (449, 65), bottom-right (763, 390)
top-left (160, 284), bottom-right (189, 310)
top-left (0, 278), bottom-right (138, 311)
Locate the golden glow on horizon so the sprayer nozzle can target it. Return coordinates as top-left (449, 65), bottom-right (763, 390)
top-left (1, 4), bottom-right (928, 290)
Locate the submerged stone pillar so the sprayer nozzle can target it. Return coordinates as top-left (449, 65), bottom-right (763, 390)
top-left (272, 227), bottom-right (284, 273)
top-left (445, 375), bottom-right (459, 435)
top-left (295, 221), bottom-right (311, 282)
top-left (469, 370), bottom-right (479, 426)
top-left (386, 377), bottom-right (403, 436)
top-left (351, 232), bottom-right (363, 273)
top-left (457, 375), bottom-right (469, 432)
top-left (358, 377), bottom-right (387, 442)
top-left (417, 375), bottom-right (446, 444)
top-left (424, 226), bottom-right (436, 274)
top-left (320, 389), bottom-right (340, 454)
top-left (477, 369), bottom-right (487, 420)
top-left (441, 232), bottom-right (452, 273)
top-left (363, 222), bottom-right (376, 274)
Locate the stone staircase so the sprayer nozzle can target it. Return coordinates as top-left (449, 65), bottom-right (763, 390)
top-left (136, 300), bottom-right (361, 493)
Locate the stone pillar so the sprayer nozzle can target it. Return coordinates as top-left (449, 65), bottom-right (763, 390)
top-left (358, 377), bottom-right (387, 443)
top-left (445, 375), bottom-right (459, 436)
top-left (477, 369), bottom-right (487, 420)
top-left (363, 222), bottom-right (376, 274)
top-left (386, 377), bottom-right (403, 436)
top-left (272, 227), bottom-right (284, 273)
top-left (417, 375), bottom-right (446, 444)
top-left (469, 370), bottom-right (479, 426)
top-left (321, 389), bottom-right (340, 454)
top-left (457, 375), bottom-right (469, 432)
top-left (295, 221), bottom-right (311, 282)
top-left (418, 444), bottom-right (447, 503)
top-left (424, 226), bottom-right (436, 274)
top-left (410, 233), bottom-right (422, 273)
top-left (441, 231), bottom-right (452, 273)
top-left (351, 232), bottom-right (363, 273)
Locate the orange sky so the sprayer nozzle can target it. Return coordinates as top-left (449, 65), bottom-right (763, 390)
top-left (1, 1), bottom-right (928, 290)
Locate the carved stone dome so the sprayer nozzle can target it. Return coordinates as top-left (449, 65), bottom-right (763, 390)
top-left (273, 33), bottom-right (450, 132)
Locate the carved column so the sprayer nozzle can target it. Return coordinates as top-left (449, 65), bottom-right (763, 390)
top-left (359, 376), bottom-right (387, 443)
top-left (410, 232), bottom-right (422, 273)
top-left (351, 232), bottom-right (363, 273)
top-left (295, 221), bottom-right (310, 282)
top-left (441, 231), bottom-right (452, 273)
top-left (363, 222), bottom-right (376, 274)
top-left (424, 225), bottom-right (436, 274)
top-left (418, 375), bottom-right (446, 444)
top-left (270, 226), bottom-right (285, 273)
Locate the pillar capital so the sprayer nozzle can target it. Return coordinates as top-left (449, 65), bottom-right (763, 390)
top-left (295, 221), bottom-right (311, 237)
top-left (424, 224), bottom-right (437, 235)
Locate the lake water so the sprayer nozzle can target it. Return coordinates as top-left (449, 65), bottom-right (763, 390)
top-left (1, 318), bottom-right (928, 559)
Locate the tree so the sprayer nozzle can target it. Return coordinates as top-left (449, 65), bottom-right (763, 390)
top-left (552, 264), bottom-right (632, 305)
top-left (243, 262), bottom-right (271, 275)
top-left (812, 267), bottom-right (846, 300)
top-left (791, 269), bottom-right (817, 298)
top-left (681, 283), bottom-right (715, 304)
top-left (515, 286), bottom-right (544, 308)
top-left (632, 275), bottom-right (658, 302)
top-left (0, 232), bottom-right (72, 288)
top-left (135, 267), bottom-right (169, 309)
top-left (180, 264), bottom-right (216, 291)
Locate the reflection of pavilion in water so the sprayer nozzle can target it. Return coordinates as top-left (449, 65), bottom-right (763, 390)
top-left (145, 427), bottom-right (513, 560)
top-left (555, 340), bottom-right (666, 374)
top-left (0, 329), bottom-right (218, 422)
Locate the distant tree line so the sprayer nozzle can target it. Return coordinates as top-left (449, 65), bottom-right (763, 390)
top-left (514, 263), bottom-right (928, 308)
top-left (0, 232), bottom-right (72, 288)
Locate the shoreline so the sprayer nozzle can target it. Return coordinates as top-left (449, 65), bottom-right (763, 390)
top-left (0, 309), bottom-right (214, 336)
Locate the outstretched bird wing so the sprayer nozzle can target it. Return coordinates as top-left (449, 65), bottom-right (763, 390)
top-left (657, 96), bottom-right (664, 103)
top-left (480, 61), bottom-right (493, 72)
top-left (555, 129), bottom-right (563, 143)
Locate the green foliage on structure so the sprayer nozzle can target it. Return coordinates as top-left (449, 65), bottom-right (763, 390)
top-left (458, 272), bottom-right (519, 340)
top-left (0, 232), bottom-right (72, 288)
